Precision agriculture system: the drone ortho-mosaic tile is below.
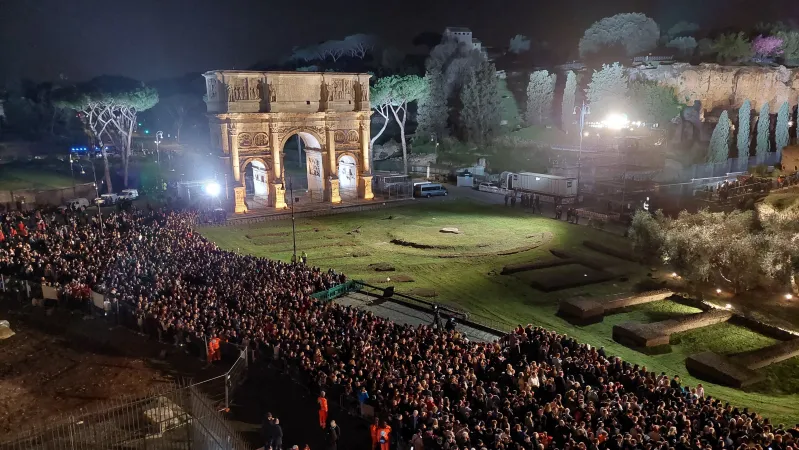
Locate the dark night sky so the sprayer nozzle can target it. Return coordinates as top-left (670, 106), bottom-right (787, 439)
top-left (0, 0), bottom-right (795, 84)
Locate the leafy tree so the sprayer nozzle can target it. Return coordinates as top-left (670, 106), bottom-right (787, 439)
top-left (415, 66), bottom-right (449, 141)
top-left (756, 103), bottom-right (771, 157)
top-left (585, 63), bottom-right (629, 116)
top-left (659, 209), bottom-right (763, 292)
top-left (343, 34), bottom-right (379, 59)
top-left (579, 13), bottom-right (660, 57)
top-left (369, 79), bottom-right (393, 154)
top-left (697, 38), bottom-right (715, 57)
top-left (630, 202), bottom-right (799, 293)
top-left (460, 59), bottom-right (501, 145)
top-left (664, 21), bottom-right (699, 40)
top-left (708, 110), bottom-right (731, 162)
top-left (776, 101), bottom-right (790, 152)
top-left (509, 35), bottom-right (531, 54)
top-left (629, 81), bottom-right (681, 126)
top-left (666, 37), bottom-right (697, 57)
top-left (713, 32), bottom-right (752, 63)
top-left (737, 100), bottom-right (752, 157)
top-left (428, 38), bottom-right (485, 98)
top-left (525, 70), bottom-right (556, 126)
top-left (628, 209), bottom-right (666, 264)
top-left (561, 71), bottom-right (577, 131)
top-left (55, 76), bottom-right (158, 190)
top-left (776, 31), bottom-right (799, 65)
top-left (289, 45), bottom-right (324, 63)
top-left (319, 40), bottom-right (349, 62)
top-left (752, 35), bottom-right (784, 57)
top-left (369, 75), bottom-right (426, 174)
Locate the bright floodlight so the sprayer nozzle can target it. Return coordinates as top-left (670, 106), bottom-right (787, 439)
top-left (204, 182), bottom-right (221, 197)
top-left (602, 113), bottom-right (629, 130)
top-left (786, 293), bottom-right (794, 300)
top-left (716, 288), bottom-right (722, 294)
top-left (725, 303), bottom-right (732, 310)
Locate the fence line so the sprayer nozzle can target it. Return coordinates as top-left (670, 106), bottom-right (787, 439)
top-left (0, 382), bottom-right (251, 450)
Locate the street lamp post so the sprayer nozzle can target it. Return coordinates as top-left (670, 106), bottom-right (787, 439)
top-left (289, 176), bottom-right (297, 262)
top-left (154, 131), bottom-right (163, 165)
top-left (573, 101), bottom-right (591, 201)
top-left (69, 152), bottom-right (77, 196)
top-left (82, 157), bottom-right (104, 235)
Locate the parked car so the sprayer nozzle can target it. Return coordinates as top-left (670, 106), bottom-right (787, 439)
top-left (474, 182), bottom-right (499, 191)
top-left (94, 193), bottom-right (119, 205)
top-left (413, 182), bottom-right (448, 198)
top-left (119, 189), bottom-right (139, 200)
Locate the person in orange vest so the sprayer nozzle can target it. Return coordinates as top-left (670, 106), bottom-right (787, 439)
top-left (317, 391), bottom-right (328, 428)
top-left (370, 417), bottom-right (380, 450)
top-left (207, 336), bottom-right (222, 363)
top-left (376, 421), bottom-right (391, 450)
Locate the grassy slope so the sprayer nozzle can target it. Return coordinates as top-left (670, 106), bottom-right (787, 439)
top-left (200, 201), bottom-right (799, 423)
top-left (0, 167), bottom-right (77, 190)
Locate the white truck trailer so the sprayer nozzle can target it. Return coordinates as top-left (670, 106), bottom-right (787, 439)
top-left (498, 172), bottom-right (578, 203)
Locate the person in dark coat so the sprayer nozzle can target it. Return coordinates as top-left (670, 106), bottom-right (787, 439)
top-left (261, 413), bottom-right (274, 449)
top-left (325, 420), bottom-right (340, 450)
top-left (270, 418), bottom-right (283, 450)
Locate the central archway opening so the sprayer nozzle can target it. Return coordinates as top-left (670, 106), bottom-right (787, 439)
top-left (244, 159), bottom-right (269, 209)
top-left (282, 131), bottom-right (325, 203)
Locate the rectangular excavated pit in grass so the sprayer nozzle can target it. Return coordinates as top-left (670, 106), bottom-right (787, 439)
top-left (514, 264), bottom-right (617, 292)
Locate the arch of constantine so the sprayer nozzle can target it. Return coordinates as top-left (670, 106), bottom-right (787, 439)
top-left (203, 70), bottom-right (374, 213)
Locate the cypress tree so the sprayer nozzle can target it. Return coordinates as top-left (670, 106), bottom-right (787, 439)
top-left (561, 71), bottom-right (577, 130)
top-left (756, 103), bottom-right (771, 157)
top-left (737, 100), bottom-right (751, 156)
top-left (776, 101), bottom-right (790, 152)
top-left (525, 70), bottom-right (556, 126)
top-left (708, 110), bottom-right (731, 162)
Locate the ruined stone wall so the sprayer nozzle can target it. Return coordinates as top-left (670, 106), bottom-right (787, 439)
top-left (628, 63), bottom-right (799, 114)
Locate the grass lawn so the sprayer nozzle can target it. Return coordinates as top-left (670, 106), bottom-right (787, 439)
top-left (0, 166), bottom-right (77, 190)
top-left (200, 200), bottom-right (799, 423)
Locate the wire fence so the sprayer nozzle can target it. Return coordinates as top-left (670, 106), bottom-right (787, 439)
top-left (0, 382), bottom-right (251, 450)
top-left (0, 277), bottom-right (252, 449)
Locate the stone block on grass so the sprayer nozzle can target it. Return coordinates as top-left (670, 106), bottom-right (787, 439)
top-left (558, 298), bottom-right (604, 320)
top-left (686, 352), bottom-right (764, 388)
top-left (613, 310), bottom-right (733, 348)
top-left (605, 290), bottom-right (674, 311)
top-left (558, 290), bottom-right (673, 323)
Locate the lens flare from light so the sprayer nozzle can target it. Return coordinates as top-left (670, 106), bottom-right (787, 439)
top-left (204, 182), bottom-right (221, 197)
top-left (602, 113), bottom-right (629, 130)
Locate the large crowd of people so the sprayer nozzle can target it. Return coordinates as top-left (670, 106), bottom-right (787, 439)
top-left (0, 206), bottom-right (797, 450)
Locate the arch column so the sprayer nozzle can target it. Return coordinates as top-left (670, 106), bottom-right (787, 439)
top-left (228, 125), bottom-right (247, 213)
top-left (270, 125), bottom-right (286, 209)
top-left (359, 120), bottom-right (374, 200)
top-left (326, 127), bottom-right (342, 204)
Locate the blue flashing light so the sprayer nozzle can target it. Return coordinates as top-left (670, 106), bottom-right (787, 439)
top-left (145, 130), bottom-right (150, 134)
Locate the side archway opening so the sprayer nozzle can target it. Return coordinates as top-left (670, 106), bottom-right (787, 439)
top-left (337, 154), bottom-right (358, 199)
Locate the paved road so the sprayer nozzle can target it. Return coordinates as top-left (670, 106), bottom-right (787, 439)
top-left (335, 292), bottom-right (502, 343)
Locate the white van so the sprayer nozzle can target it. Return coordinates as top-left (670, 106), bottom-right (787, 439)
top-left (65, 198), bottom-right (90, 211)
top-left (119, 189), bottom-right (139, 200)
top-left (413, 183), bottom-right (448, 198)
